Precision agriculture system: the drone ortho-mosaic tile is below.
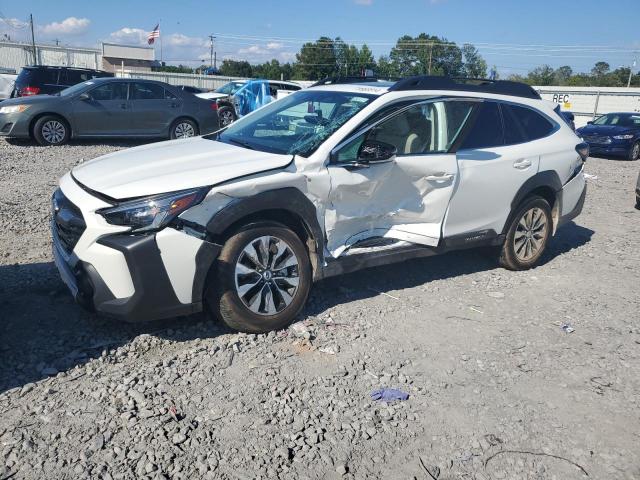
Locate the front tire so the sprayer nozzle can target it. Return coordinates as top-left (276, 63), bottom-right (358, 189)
top-left (499, 196), bottom-right (552, 270)
top-left (33, 115), bottom-right (70, 146)
top-left (628, 142), bottom-right (640, 161)
top-left (170, 118), bottom-right (198, 140)
top-left (207, 225), bottom-right (312, 333)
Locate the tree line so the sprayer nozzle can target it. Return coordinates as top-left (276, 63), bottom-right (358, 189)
top-left (153, 34), bottom-right (639, 87)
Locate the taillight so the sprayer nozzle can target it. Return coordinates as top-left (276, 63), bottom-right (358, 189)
top-left (575, 142), bottom-right (589, 162)
top-left (209, 102), bottom-right (218, 111)
top-left (20, 86), bottom-right (40, 96)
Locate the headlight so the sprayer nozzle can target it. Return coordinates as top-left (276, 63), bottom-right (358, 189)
top-left (613, 134), bottom-right (634, 140)
top-left (0, 105), bottom-right (30, 114)
top-left (98, 188), bottom-right (208, 233)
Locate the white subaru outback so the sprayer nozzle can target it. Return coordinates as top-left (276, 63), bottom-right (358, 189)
top-left (52, 76), bottom-right (588, 333)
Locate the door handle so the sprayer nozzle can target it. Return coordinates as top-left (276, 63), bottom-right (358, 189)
top-left (513, 158), bottom-right (532, 169)
top-left (425, 173), bottom-right (454, 181)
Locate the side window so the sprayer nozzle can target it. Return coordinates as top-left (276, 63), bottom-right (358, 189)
top-left (460, 102), bottom-right (503, 150)
top-left (505, 104), bottom-right (554, 141)
top-left (131, 82), bottom-right (165, 100)
top-left (335, 100), bottom-right (475, 162)
top-left (89, 83), bottom-right (128, 101)
top-left (164, 88), bottom-right (177, 100)
top-left (268, 83), bottom-right (279, 97)
top-left (44, 69), bottom-right (60, 85)
top-left (501, 104), bottom-right (528, 145)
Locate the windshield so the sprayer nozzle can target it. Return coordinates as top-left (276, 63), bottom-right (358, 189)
top-left (215, 82), bottom-right (246, 95)
top-left (58, 81), bottom-right (94, 97)
top-left (593, 113), bottom-right (640, 127)
top-left (209, 90), bottom-right (375, 157)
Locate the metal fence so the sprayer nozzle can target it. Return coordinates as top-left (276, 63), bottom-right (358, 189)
top-left (115, 71), bottom-right (243, 90)
top-left (535, 86), bottom-right (640, 128)
top-left (0, 41), bottom-right (101, 72)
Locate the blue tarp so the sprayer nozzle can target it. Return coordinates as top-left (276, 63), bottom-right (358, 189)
top-left (234, 80), bottom-right (273, 117)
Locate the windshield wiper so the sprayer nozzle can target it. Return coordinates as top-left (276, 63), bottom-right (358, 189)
top-left (225, 137), bottom-right (255, 150)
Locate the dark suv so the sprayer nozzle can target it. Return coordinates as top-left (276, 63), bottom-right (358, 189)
top-left (12, 66), bottom-right (113, 97)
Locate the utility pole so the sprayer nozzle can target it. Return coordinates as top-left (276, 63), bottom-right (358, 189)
top-left (29, 14), bottom-right (37, 65)
top-left (628, 60), bottom-right (636, 88)
top-left (208, 34), bottom-right (216, 71)
top-left (428, 42), bottom-right (433, 75)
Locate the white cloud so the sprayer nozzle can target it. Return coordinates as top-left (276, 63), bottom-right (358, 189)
top-left (165, 33), bottom-right (207, 48)
top-left (107, 27), bottom-right (149, 45)
top-left (40, 17), bottom-right (90, 36)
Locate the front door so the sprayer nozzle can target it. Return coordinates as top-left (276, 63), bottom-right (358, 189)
top-left (326, 99), bottom-right (476, 257)
top-left (71, 82), bottom-right (131, 136)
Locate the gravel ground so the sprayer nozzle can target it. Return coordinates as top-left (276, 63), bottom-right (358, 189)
top-left (1, 138), bottom-right (639, 480)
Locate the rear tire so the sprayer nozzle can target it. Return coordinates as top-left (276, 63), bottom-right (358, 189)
top-left (628, 142), bottom-right (640, 161)
top-left (499, 196), bottom-right (552, 271)
top-left (206, 225), bottom-right (312, 333)
top-left (33, 115), bottom-right (70, 146)
top-left (218, 106), bottom-right (236, 128)
top-left (170, 118), bottom-right (198, 140)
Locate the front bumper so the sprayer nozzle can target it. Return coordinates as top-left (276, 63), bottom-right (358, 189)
top-left (0, 112), bottom-right (31, 137)
top-left (585, 141), bottom-right (633, 157)
top-left (52, 174), bottom-right (221, 323)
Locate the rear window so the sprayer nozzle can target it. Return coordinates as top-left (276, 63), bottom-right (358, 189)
top-left (17, 68), bottom-right (59, 85)
top-left (504, 104), bottom-right (554, 141)
top-left (460, 102), bottom-right (503, 149)
top-left (131, 82), bottom-right (166, 100)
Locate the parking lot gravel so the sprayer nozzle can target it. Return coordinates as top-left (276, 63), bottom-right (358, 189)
top-left (1, 138), bottom-right (639, 480)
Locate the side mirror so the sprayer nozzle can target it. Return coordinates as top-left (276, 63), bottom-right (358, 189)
top-left (357, 140), bottom-right (397, 163)
top-left (79, 92), bottom-right (91, 101)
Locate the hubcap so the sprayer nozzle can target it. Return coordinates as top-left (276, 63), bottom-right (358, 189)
top-left (42, 120), bottom-right (65, 144)
top-left (175, 122), bottom-right (195, 138)
top-left (632, 144), bottom-right (639, 159)
top-left (221, 111), bottom-right (234, 127)
top-left (513, 207), bottom-right (548, 262)
top-left (234, 235), bottom-right (300, 316)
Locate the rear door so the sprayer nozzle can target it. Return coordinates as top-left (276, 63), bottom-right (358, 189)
top-left (326, 99), bottom-right (475, 256)
top-left (443, 101), bottom-right (545, 238)
top-left (129, 82), bottom-right (182, 135)
top-left (71, 81), bottom-right (131, 136)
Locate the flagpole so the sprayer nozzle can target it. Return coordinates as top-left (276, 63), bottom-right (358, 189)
top-left (160, 35), bottom-right (163, 64)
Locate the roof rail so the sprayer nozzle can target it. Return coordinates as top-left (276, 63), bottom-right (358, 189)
top-left (389, 76), bottom-right (541, 100)
top-left (311, 76), bottom-right (395, 87)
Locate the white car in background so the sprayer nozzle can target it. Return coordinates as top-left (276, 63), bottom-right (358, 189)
top-left (197, 79), bottom-right (302, 126)
top-left (52, 76), bottom-right (588, 333)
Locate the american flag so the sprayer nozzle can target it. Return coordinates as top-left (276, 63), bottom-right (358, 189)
top-left (147, 24), bottom-right (160, 45)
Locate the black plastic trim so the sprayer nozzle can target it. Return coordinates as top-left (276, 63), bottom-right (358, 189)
top-left (192, 240), bottom-right (221, 303)
top-left (558, 183), bottom-right (587, 228)
top-left (510, 170), bottom-right (562, 212)
top-left (95, 234), bottom-right (201, 322)
top-left (205, 187), bottom-right (324, 262)
top-left (389, 76), bottom-right (541, 100)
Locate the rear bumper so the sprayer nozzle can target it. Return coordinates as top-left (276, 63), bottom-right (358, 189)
top-left (558, 176), bottom-right (587, 227)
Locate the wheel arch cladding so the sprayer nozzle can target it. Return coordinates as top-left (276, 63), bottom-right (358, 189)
top-left (506, 170), bottom-right (562, 235)
top-left (204, 188), bottom-right (324, 278)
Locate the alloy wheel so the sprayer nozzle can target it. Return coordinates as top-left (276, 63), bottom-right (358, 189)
top-left (234, 235), bottom-right (300, 315)
top-left (41, 120), bottom-right (66, 144)
top-left (220, 111), bottom-right (235, 127)
top-left (174, 122), bottom-right (195, 138)
top-left (632, 143), bottom-right (640, 160)
top-left (513, 207), bottom-right (548, 262)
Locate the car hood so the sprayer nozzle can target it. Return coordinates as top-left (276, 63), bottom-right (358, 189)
top-left (577, 124), bottom-right (635, 136)
top-left (72, 137), bottom-right (293, 199)
top-left (1, 94), bottom-right (64, 106)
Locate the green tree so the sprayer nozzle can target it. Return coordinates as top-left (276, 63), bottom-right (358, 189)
top-left (294, 37), bottom-right (337, 80)
top-left (219, 60), bottom-right (253, 77)
top-left (553, 65), bottom-right (573, 85)
top-left (527, 65), bottom-right (555, 85)
top-left (389, 33), bottom-right (464, 77)
top-left (591, 61), bottom-right (610, 77)
top-left (461, 43), bottom-right (487, 78)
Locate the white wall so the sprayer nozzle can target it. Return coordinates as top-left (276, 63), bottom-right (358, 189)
top-left (535, 86), bottom-right (640, 128)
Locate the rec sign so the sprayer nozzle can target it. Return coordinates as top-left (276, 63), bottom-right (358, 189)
top-left (551, 93), bottom-right (572, 109)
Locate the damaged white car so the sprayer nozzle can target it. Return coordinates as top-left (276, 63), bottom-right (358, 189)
top-left (52, 76), bottom-right (588, 333)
